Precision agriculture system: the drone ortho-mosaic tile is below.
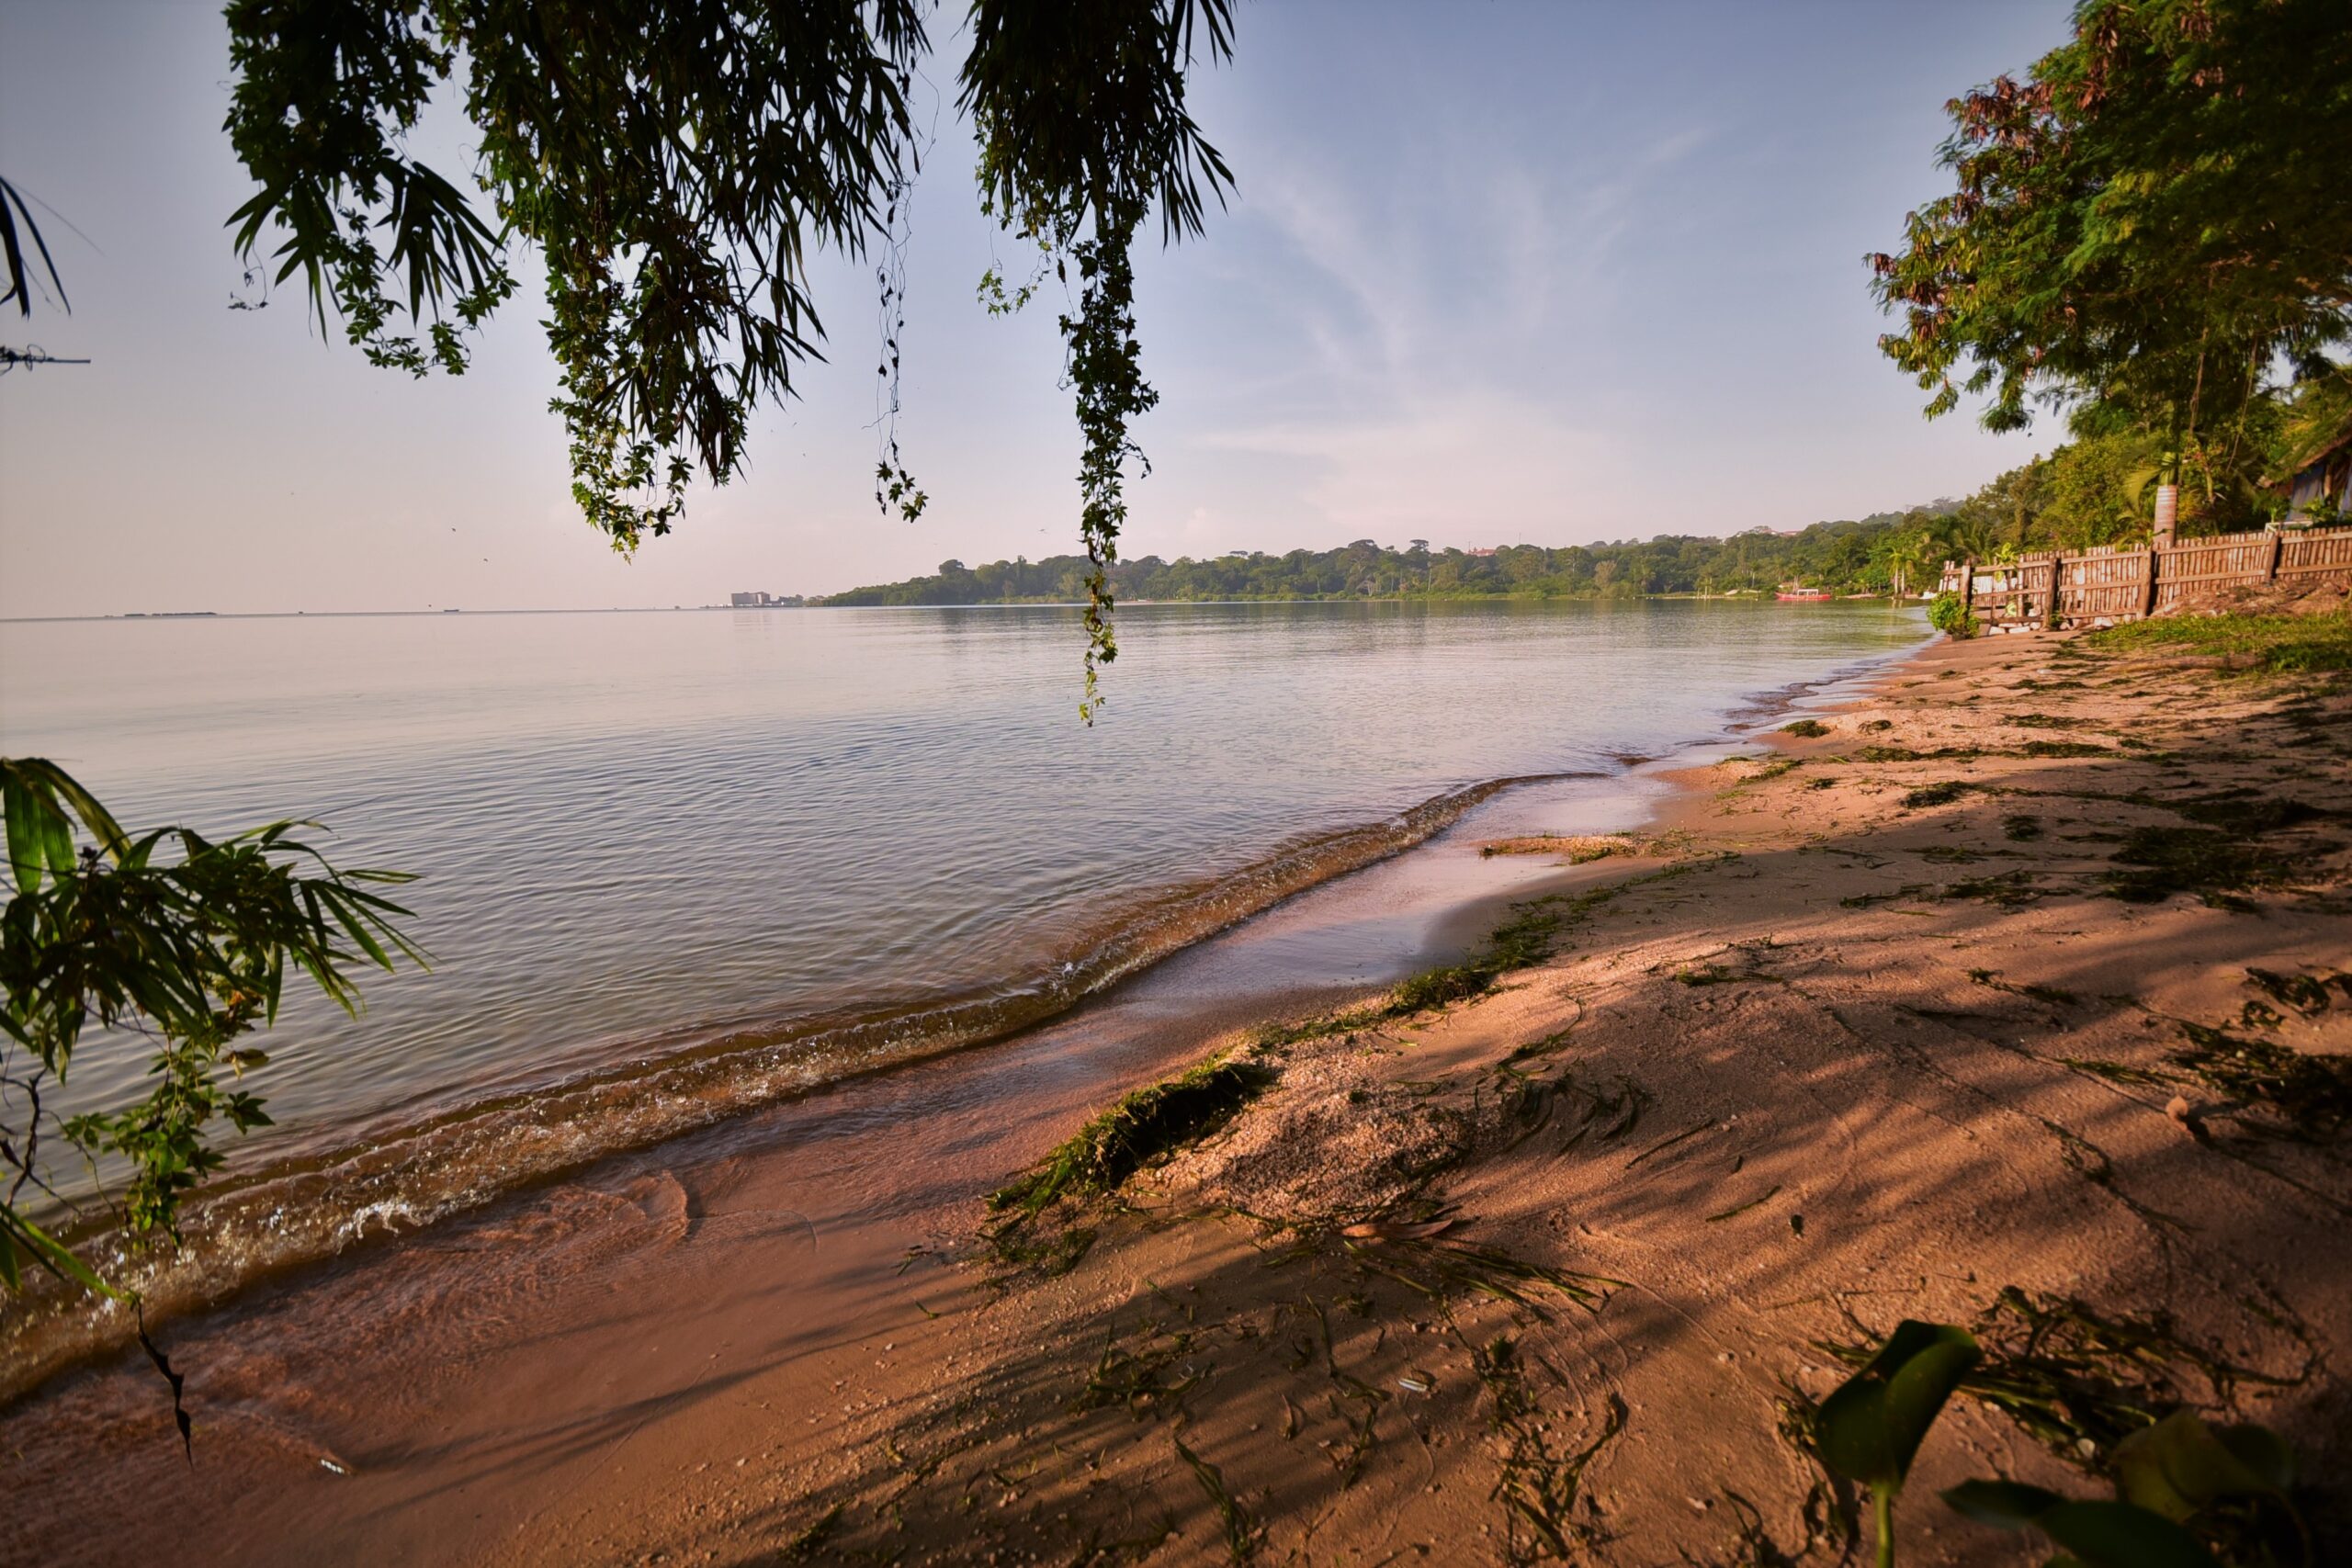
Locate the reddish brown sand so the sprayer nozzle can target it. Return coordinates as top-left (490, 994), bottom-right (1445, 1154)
top-left (8, 626), bottom-right (2350, 1566)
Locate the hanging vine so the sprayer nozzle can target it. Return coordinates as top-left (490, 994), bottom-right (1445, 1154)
top-left (962, 0), bottom-right (1234, 719)
top-left (1060, 197), bottom-right (1154, 720)
top-left (221, 0), bottom-right (1231, 709)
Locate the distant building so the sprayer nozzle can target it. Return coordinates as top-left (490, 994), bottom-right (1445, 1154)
top-left (1466, 547), bottom-right (1498, 558)
top-left (2282, 421), bottom-right (2352, 522)
top-left (730, 591), bottom-right (770, 607)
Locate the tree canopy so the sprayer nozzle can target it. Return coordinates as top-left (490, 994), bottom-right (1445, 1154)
top-left (223, 0), bottom-right (1234, 716)
top-left (1870, 0), bottom-right (2352, 454)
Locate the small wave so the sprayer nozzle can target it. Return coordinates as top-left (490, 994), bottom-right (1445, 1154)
top-left (0, 768), bottom-right (1591, 1404)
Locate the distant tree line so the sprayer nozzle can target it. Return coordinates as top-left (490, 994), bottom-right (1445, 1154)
top-left (820, 387), bottom-right (2347, 610)
top-left (822, 509), bottom-right (1945, 607)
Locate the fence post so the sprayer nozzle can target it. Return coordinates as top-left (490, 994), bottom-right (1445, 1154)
top-left (2267, 530), bottom-right (2284, 583)
top-left (2142, 545), bottom-right (2160, 617)
top-left (2043, 556), bottom-right (2063, 629)
top-left (1961, 557), bottom-right (1975, 622)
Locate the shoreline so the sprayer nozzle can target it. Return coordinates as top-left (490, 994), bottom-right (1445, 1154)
top-left (16, 621), bottom-right (2349, 1563)
top-left (3, 595), bottom-right (1928, 625)
top-left (0, 634), bottom-right (1921, 1409)
top-left (0, 764), bottom-right (1606, 1400)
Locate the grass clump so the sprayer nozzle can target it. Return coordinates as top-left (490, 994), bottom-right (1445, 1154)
top-left (2245, 966), bottom-right (2350, 1017)
top-left (2005, 712), bottom-right (2082, 729)
top-left (1941, 870), bottom-right (2041, 908)
top-left (1859, 743), bottom-right (1984, 763)
top-left (2002, 813), bottom-right (2044, 841)
top-left (1904, 780), bottom-right (1973, 808)
top-left (1173, 1437), bottom-right (1261, 1562)
top-left (1780, 717), bottom-right (1830, 738)
top-left (2101, 826), bottom-right (2299, 908)
top-left (1473, 1336), bottom-right (1623, 1561)
top-left (2087, 610), bottom-right (2352, 674)
top-left (1968, 967), bottom-right (2077, 1006)
top-left (989, 1054), bottom-right (1272, 1220)
top-left (1819, 1287), bottom-right (2297, 1467)
top-left (2170, 790), bottom-right (2331, 836)
top-left (1080, 1313), bottom-right (1203, 1419)
top-left (1258, 862), bottom-right (1706, 1053)
top-left (1259, 879), bottom-right (1644, 1050)
top-left (2017, 738), bottom-right (2111, 758)
top-left (2169, 1021), bottom-right (2352, 1142)
top-left (1387, 900), bottom-right (1566, 1011)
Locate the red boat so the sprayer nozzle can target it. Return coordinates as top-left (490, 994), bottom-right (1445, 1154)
top-left (1775, 586), bottom-right (1833, 602)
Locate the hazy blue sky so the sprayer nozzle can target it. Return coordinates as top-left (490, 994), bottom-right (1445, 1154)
top-left (1, 1), bottom-right (2071, 616)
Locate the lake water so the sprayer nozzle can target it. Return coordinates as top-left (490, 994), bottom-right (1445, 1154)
top-left (0, 600), bottom-right (1923, 1262)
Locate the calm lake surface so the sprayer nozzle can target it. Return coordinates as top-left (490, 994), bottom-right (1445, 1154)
top-left (0, 599), bottom-right (1925, 1201)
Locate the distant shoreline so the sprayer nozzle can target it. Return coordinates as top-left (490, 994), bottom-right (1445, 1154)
top-left (1, 592), bottom-right (1928, 625)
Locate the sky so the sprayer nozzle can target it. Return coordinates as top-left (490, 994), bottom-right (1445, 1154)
top-left (0, 0), bottom-right (2074, 616)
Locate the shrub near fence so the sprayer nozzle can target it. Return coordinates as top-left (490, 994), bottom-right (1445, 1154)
top-left (1937, 525), bottom-right (2352, 631)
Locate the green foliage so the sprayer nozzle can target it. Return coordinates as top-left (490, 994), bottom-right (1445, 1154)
top-left (1870, 0), bottom-right (2352, 441)
top-left (2112, 1410), bottom-right (2295, 1523)
top-left (2041, 432), bottom-right (2163, 548)
top-left (222, 0), bottom-right (913, 540)
top-left (1815, 1320), bottom-right (1982, 1567)
top-left (2273, 370), bottom-right (2352, 518)
top-left (986, 1052), bottom-right (1267, 1219)
top-left (1943, 1481), bottom-right (2218, 1568)
top-left (1927, 592), bottom-right (1977, 637)
top-left (1816, 1321), bottom-right (1982, 1491)
top-left (221, 0), bottom-right (1233, 706)
top-left (1943, 1410), bottom-right (2305, 1567)
top-left (1, 758), bottom-right (420, 1293)
top-left (1810, 1298), bottom-right (2311, 1568)
top-left (2087, 612), bottom-right (2352, 675)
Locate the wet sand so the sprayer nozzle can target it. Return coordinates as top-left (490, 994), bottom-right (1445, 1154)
top-left (11, 626), bottom-right (2351, 1566)
top-left (2, 720), bottom-right (1735, 1564)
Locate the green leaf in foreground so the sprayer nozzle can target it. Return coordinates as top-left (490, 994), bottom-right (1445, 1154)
top-left (1941, 1480), bottom-right (2217, 1568)
top-left (1816, 1320), bottom-right (1981, 1489)
top-left (2111, 1409), bottom-right (2293, 1522)
top-left (1816, 1319), bottom-right (1981, 1566)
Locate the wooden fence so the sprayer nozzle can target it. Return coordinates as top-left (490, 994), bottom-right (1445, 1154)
top-left (1937, 525), bottom-right (2352, 632)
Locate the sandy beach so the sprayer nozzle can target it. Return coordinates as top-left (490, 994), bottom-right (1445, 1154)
top-left (9, 622), bottom-right (2350, 1566)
